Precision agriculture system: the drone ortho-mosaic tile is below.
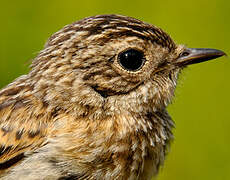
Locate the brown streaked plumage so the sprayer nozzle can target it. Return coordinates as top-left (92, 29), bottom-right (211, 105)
top-left (0, 14), bottom-right (225, 179)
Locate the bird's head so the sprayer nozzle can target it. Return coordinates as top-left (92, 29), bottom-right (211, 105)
top-left (29, 15), bottom-right (225, 118)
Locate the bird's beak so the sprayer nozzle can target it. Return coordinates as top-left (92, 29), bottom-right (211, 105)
top-left (175, 48), bottom-right (226, 66)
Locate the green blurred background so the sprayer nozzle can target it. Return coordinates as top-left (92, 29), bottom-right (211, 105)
top-left (0, 0), bottom-right (229, 179)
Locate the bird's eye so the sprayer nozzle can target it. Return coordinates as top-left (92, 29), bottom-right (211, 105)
top-left (118, 49), bottom-right (145, 71)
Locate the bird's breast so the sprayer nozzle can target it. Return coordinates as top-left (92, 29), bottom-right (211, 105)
top-left (46, 112), bottom-right (171, 179)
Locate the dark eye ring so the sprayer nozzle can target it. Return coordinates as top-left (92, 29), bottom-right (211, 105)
top-left (118, 48), bottom-right (145, 71)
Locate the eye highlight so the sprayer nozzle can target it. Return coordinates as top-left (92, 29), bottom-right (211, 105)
top-left (118, 49), bottom-right (145, 71)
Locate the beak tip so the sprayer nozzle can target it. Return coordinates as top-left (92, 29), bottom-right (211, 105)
top-left (217, 49), bottom-right (227, 57)
top-left (222, 51), bottom-right (228, 57)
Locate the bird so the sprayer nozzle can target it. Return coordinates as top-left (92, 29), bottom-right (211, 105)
top-left (0, 14), bottom-right (225, 180)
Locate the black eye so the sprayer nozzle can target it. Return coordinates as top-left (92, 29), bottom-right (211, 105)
top-left (118, 49), bottom-right (145, 71)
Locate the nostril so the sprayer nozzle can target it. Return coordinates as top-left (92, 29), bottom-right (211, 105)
top-left (180, 51), bottom-right (190, 57)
